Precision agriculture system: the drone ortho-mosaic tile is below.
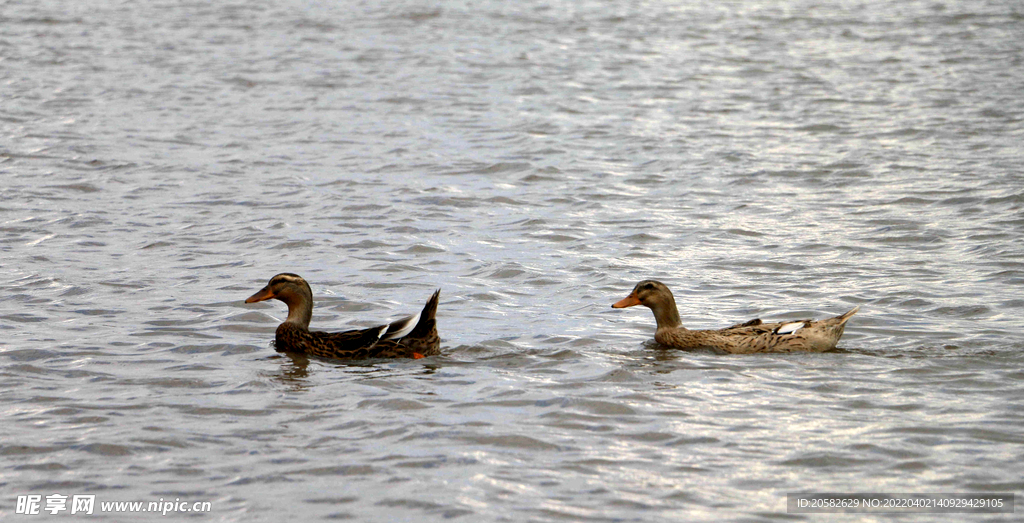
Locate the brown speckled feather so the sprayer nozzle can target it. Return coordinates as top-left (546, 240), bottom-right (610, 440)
top-left (654, 312), bottom-right (857, 353)
top-left (274, 322), bottom-right (434, 359)
top-left (246, 274), bottom-right (441, 360)
top-left (613, 280), bottom-right (859, 354)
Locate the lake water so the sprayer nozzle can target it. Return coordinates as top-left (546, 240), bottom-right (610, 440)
top-left (2, 0), bottom-right (1023, 521)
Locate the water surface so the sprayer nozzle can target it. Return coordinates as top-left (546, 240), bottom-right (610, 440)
top-left (2, 0), bottom-right (1023, 521)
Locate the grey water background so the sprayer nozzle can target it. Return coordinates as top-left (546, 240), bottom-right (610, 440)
top-left (2, 0), bottom-right (1023, 521)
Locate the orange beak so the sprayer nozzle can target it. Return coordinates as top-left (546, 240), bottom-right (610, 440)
top-left (245, 286), bottom-right (275, 304)
top-left (612, 293), bottom-right (641, 308)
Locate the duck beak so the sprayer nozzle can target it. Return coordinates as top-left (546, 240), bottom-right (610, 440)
top-left (612, 293), bottom-right (641, 308)
top-left (245, 286), bottom-right (275, 303)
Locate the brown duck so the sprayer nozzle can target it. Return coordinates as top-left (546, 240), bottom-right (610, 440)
top-left (245, 273), bottom-right (440, 359)
top-left (612, 280), bottom-right (859, 353)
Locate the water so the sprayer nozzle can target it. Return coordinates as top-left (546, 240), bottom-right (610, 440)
top-left (2, 0), bottom-right (1023, 521)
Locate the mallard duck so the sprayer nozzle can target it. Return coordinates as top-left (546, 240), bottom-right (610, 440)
top-left (245, 273), bottom-right (440, 359)
top-left (612, 280), bottom-right (859, 353)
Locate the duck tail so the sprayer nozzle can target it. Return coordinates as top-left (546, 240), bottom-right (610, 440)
top-left (408, 289), bottom-right (440, 339)
top-left (835, 305), bottom-right (860, 325)
top-left (381, 289), bottom-right (440, 341)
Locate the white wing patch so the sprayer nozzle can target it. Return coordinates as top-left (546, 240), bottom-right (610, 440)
top-left (776, 322), bottom-right (805, 335)
top-left (382, 311), bottom-right (420, 341)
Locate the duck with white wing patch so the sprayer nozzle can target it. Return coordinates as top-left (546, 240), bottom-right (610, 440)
top-left (612, 280), bottom-right (859, 353)
top-left (245, 273), bottom-right (441, 359)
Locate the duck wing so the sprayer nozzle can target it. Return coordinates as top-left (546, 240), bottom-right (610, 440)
top-left (274, 290), bottom-right (442, 359)
top-left (295, 325), bottom-right (389, 359)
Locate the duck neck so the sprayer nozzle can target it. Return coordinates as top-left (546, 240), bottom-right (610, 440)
top-left (278, 287), bottom-right (313, 330)
top-left (649, 293), bottom-right (683, 331)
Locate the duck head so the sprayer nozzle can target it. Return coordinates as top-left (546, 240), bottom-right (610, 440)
top-left (246, 273), bottom-right (314, 328)
top-left (612, 280), bottom-right (682, 329)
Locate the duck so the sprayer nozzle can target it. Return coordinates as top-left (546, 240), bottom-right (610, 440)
top-left (612, 280), bottom-right (859, 353)
top-left (245, 273), bottom-right (440, 359)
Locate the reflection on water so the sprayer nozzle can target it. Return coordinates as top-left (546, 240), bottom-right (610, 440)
top-left (264, 354), bottom-right (313, 389)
